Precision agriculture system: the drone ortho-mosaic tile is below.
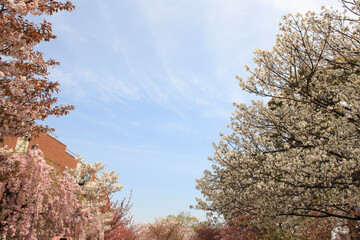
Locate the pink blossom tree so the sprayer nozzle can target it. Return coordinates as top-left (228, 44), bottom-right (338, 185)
top-left (104, 194), bottom-right (139, 240)
top-left (292, 216), bottom-right (336, 240)
top-left (0, 144), bottom-right (124, 239)
top-left (193, 221), bottom-right (221, 240)
top-left (0, 148), bottom-right (89, 239)
top-left (0, 0), bottom-right (75, 138)
top-left (138, 214), bottom-right (197, 240)
top-left (218, 215), bottom-right (293, 240)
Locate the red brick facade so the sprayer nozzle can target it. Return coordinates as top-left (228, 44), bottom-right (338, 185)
top-left (2, 133), bottom-right (77, 172)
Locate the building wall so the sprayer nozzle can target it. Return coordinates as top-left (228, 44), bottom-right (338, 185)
top-left (2, 136), bottom-right (17, 150)
top-left (2, 133), bottom-right (77, 172)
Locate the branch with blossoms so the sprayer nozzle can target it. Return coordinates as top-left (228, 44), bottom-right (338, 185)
top-left (67, 155), bottom-right (124, 237)
top-left (104, 193), bottom-right (139, 240)
top-left (0, 0), bottom-right (75, 138)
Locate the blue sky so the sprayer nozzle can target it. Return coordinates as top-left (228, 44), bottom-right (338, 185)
top-left (39, 0), bottom-right (340, 223)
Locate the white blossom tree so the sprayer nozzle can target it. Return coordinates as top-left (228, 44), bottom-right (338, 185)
top-left (196, 0), bottom-right (360, 230)
top-left (68, 155), bottom-right (124, 239)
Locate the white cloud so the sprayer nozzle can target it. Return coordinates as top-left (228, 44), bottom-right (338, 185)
top-left (257, 0), bottom-right (342, 13)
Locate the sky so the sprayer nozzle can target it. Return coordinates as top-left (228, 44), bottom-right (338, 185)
top-left (39, 0), bottom-right (340, 223)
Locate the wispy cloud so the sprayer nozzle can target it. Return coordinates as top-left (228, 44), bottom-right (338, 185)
top-left (51, 68), bottom-right (142, 106)
top-left (51, 0), bottom-right (342, 120)
top-left (127, 0), bottom-right (255, 111)
top-left (258, 0), bottom-right (341, 13)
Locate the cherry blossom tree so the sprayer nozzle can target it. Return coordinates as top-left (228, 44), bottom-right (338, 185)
top-left (292, 216), bottom-right (336, 240)
top-left (193, 221), bottom-right (221, 240)
top-left (168, 212), bottom-right (199, 228)
top-left (104, 193), bottom-right (139, 240)
top-left (0, 0), bottom-right (75, 138)
top-left (68, 155), bottom-right (124, 240)
top-left (0, 149), bottom-right (125, 240)
top-left (210, 214), bottom-right (293, 240)
top-left (0, 148), bottom-right (89, 239)
top-left (219, 216), bottom-right (265, 240)
top-left (196, 0), bottom-right (360, 231)
top-left (138, 213), bottom-right (197, 240)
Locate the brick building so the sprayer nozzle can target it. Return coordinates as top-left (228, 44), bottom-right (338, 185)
top-left (2, 133), bottom-right (77, 172)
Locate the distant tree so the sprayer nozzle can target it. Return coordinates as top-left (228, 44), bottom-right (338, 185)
top-left (196, 0), bottom-right (360, 230)
top-left (193, 221), bottom-right (221, 240)
top-left (0, 0), bottom-right (75, 138)
top-left (167, 212), bottom-right (199, 228)
top-left (217, 215), bottom-right (293, 240)
top-left (138, 213), bottom-right (197, 240)
top-left (219, 215), bottom-right (263, 240)
top-left (104, 193), bottom-right (139, 240)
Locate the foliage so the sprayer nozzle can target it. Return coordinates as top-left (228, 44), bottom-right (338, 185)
top-left (193, 217), bottom-right (291, 240)
top-left (196, 0), bottom-right (360, 230)
top-left (104, 193), bottom-right (139, 240)
top-left (219, 216), bottom-right (263, 240)
top-left (193, 221), bottom-right (221, 240)
top-left (219, 215), bottom-right (292, 240)
top-left (0, 0), bottom-right (75, 138)
top-left (291, 216), bottom-right (336, 240)
top-left (167, 212), bottom-right (199, 228)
